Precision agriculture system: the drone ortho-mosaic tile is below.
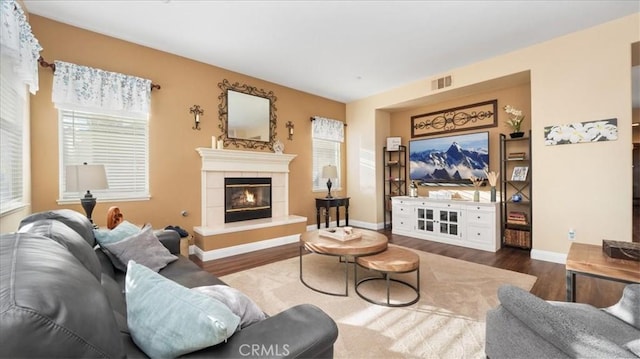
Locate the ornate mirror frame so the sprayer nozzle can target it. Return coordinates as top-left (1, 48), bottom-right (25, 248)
top-left (218, 79), bottom-right (277, 150)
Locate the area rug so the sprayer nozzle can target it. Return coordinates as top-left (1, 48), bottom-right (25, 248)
top-left (220, 246), bottom-right (537, 358)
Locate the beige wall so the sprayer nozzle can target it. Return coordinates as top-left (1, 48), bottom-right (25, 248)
top-left (347, 13), bottom-right (639, 258)
top-left (27, 16), bottom-right (345, 231)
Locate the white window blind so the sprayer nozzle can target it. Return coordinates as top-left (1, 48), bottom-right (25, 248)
top-left (0, 70), bottom-right (26, 214)
top-left (59, 109), bottom-right (149, 201)
top-left (312, 138), bottom-right (341, 191)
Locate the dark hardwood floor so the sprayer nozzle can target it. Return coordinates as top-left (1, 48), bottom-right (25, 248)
top-left (192, 229), bottom-right (629, 308)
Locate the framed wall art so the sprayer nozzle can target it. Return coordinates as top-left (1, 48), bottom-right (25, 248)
top-left (544, 118), bottom-right (618, 146)
top-left (411, 99), bottom-right (497, 137)
top-left (511, 166), bottom-right (529, 181)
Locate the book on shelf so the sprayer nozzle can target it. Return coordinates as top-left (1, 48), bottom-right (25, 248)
top-left (507, 211), bottom-right (529, 225)
top-left (508, 152), bottom-right (526, 160)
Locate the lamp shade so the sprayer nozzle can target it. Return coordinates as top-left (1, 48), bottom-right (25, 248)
top-left (322, 165), bottom-right (338, 179)
top-left (65, 164), bottom-right (108, 192)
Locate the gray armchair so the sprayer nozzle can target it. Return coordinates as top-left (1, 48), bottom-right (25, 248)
top-left (485, 284), bottom-right (640, 358)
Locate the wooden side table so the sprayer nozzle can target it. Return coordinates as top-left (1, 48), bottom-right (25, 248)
top-left (315, 197), bottom-right (350, 229)
top-left (565, 242), bottom-right (640, 302)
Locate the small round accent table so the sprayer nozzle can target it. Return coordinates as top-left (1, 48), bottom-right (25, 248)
top-left (299, 229), bottom-right (388, 296)
top-left (355, 246), bottom-right (420, 307)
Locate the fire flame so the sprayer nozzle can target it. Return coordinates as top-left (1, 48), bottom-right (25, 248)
top-left (244, 190), bottom-right (255, 203)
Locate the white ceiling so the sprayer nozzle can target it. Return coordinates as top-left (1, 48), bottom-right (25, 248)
top-left (24, 0), bottom-right (639, 103)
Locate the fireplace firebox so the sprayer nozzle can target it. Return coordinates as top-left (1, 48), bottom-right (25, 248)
top-left (224, 177), bottom-right (272, 223)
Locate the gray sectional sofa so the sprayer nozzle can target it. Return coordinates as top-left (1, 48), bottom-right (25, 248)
top-left (486, 284), bottom-right (640, 358)
top-left (0, 209), bottom-right (338, 358)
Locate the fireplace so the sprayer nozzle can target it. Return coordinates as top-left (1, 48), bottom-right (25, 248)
top-left (224, 177), bottom-right (272, 223)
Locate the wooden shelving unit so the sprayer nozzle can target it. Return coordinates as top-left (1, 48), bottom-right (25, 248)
top-left (500, 132), bottom-right (532, 249)
top-left (383, 145), bottom-right (406, 229)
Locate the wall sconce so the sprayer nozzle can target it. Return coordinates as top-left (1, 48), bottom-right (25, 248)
top-left (190, 105), bottom-right (204, 130)
top-left (286, 121), bottom-right (294, 140)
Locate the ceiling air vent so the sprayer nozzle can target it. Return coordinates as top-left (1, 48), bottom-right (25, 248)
top-left (431, 75), bottom-right (452, 90)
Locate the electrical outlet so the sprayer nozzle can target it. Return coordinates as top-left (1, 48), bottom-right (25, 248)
top-left (568, 228), bottom-right (576, 240)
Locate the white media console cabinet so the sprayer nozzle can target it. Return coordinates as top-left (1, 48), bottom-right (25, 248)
top-left (391, 196), bottom-right (500, 252)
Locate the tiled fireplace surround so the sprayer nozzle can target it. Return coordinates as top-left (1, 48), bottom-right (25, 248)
top-left (193, 148), bottom-right (307, 261)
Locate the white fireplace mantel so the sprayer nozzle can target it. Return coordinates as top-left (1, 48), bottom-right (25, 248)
top-left (193, 148), bottom-right (305, 261)
top-left (196, 148), bottom-right (297, 173)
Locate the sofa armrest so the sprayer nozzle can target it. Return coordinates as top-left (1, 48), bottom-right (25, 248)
top-left (182, 304), bottom-right (338, 358)
top-left (493, 285), bottom-right (632, 358)
top-left (155, 230), bottom-right (180, 255)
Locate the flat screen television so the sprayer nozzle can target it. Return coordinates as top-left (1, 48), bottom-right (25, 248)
top-left (409, 132), bottom-right (489, 185)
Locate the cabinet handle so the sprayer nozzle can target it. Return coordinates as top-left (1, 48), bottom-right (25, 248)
top-left (477, 216), bottom-right (481, 219)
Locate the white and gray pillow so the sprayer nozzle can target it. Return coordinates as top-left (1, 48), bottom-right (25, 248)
top-left (102, 224), bottom-right (177, 272)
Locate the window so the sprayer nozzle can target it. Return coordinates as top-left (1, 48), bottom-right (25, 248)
top-left (0, 68), bottom-right (27, 214)
top-left (312, 138), bottom-right (341, 191)
top-left (59, 109), bottom-right (149, 202)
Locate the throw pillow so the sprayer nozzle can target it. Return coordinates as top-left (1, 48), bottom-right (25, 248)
top-left (94, 220), bottom-right (140, 245)
top-left (125, 261), bottom-right (240, 358)
top-left (101, 224), bottom-right (177, 272)
top-left (192, 285), bottom-right (267, 329)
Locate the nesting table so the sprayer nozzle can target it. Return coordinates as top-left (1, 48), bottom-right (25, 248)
top-left (299, 229), bottom-right (421, 307)
top-left (355, 246), bottom-right (420, 307)
top-left (299, 228), bottom-right (387, 296)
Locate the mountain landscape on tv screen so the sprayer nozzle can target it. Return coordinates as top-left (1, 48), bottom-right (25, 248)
top-left (410, 141), bottom-right (488, 182)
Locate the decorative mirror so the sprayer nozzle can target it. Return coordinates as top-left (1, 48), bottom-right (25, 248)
top-left (218, 79), bottom-right (277, 150)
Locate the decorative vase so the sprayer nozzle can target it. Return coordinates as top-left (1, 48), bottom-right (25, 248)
top-left (473, 190), bottom-right (480, 202)
top-left (510, 132), bottom-right (525, 138)
top-left (490, 186), bottom-right (496, 202)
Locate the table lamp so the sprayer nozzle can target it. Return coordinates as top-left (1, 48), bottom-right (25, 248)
top-left (322, 165), bottom-right (338, 199)
top-left (66, 163), bottom-right (108, 224)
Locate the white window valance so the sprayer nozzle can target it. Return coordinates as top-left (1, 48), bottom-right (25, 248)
top-left (0, 0), bottom-right (43, 94)
top-left (312, 116), bottom-right (344, 143)
top-left (52, 61), bottom-right (152, 119)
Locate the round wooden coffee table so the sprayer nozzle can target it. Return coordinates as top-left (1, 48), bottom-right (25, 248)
top-left (355, 246), bottom-right (420, 307)
top-left (299, 229), bottom-right (388, 296)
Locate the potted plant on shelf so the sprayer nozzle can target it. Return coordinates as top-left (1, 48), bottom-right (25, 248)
top-left (504, 105), bottom-right (525, 138)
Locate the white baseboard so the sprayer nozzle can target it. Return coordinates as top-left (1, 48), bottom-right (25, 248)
top-left (530, 249), bottom-right (567, 264)
top-left (194, 234), bottom-right (300, 262)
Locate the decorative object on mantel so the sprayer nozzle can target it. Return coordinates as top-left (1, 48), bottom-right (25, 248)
top-left (469, 176), bottom-right (484, 202)
top-left (411, 99), bottom-right (497, 137)
top-left (602, 240), bottom-right (640, 262)
top-left (322, 165), bottom-right (338, 199)
top-left (286, 121), bottom-right (294, 140)
top-left (190, 105), bottom-right (204, 131)
top-left (273, 140), bottom-right (284, 154)
top-left (503, 105), bottom-right (525, 138)
top-left (484, 170), bottom-right (499, 202)
top-left (544, 118), bottom-right (618, 146)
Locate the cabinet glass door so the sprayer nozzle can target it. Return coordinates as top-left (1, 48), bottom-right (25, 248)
top-left (439, 210), bottom-right (459, 236)
top-left (416, 208), bottom-right (434, 232)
